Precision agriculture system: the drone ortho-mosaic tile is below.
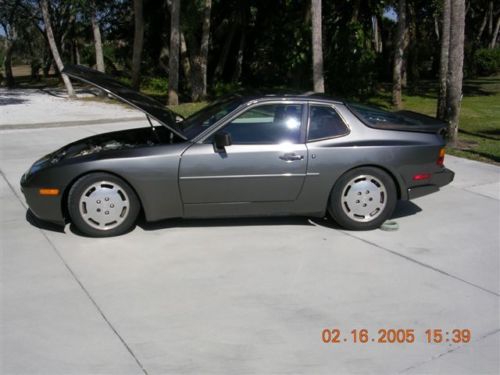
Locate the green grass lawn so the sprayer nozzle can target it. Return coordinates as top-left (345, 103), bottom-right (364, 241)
top-left (168, 102), bottom-right (208, 118)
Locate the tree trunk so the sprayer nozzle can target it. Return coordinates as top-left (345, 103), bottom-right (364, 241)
top-left (190, 58), bottom-right (204, 101)
top-left (445, 0), bottom-right (466, 147)
top-left (232, 25), bottom-right (246, 82)
top-left (90, 1), bottom-right (106, 97)
top-left (159, 46), bottom-right (169, 72)
top-left (166, 0), bottom-right (191, 92)
top-left (401, 61), bottom-right (407, 88)
top-left (3, 37), bottom-right (15, 88)
top-left (26, 37), bottom-right (39, 81)
top-left (180, 31), bottom-right (192, 90)
top-left (488, 1), bottom-right (493, 36)
top-left (168, 0), bottom-right (180, 105)
top-left (437, 0), bottom-right (451, 119)
top-left (372, 16), bottom-right (383, 53)
top-left (199, 0), bottom-right (211, 98)
top-left (131, 0), bottom-right (144, 90)
top-left (407, 3), bottom-right (417, 85)
top-left (190, 0), bottom-right (212, 101)
top-left (213, 22), bottom-right (236, 80)
top-left (75, 42), bottom-right (81, 65)
top-left (28, 36), bottom-right (39, 81)
top-left (434, 15), bottom-right (440, 40)
top-left (311, 0), bottom-right (325, 93)
top-left (40, 0), bottom-right (75, 98)
top-left (392, 0), bottom-right (406, 108)
top-left (351, 0), bottom-right (360, 22)
top-left (1, 0), bottom-right (21, 88)
top-left (91, 1), bottom-right (105, 72)
top-left (490, 16), bottom-right (500, 48)
top-left (43, 56), bottom-right (52, 78)
top-left (477, 11), bottom-right (488, 42)
top-left (60, 13), bottom-right (75, 62)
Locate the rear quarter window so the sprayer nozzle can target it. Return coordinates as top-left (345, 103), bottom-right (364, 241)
top-left (308, 105), bottom-right (349, 141)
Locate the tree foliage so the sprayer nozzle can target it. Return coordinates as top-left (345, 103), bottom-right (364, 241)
top-left (0, 0), bottom-right (498, 98)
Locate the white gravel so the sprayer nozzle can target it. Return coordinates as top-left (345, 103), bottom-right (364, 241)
top-left (0, 88), bottom-right (144, 126)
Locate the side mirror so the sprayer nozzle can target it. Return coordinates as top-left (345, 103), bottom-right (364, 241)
top-left (213, 132), bottom-right (232, 152)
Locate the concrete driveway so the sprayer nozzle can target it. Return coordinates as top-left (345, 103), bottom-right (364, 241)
top-left (1, 119), bottom-right (499, 374)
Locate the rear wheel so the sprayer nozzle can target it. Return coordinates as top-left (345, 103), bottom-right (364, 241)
top-left (329, 167), bottom-right (397, 230)
top-left (68, 173), bottom-right (140, 237)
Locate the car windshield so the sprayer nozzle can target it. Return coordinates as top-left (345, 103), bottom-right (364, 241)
top-left (181, 97), bottom-right (243, 139)
top-left (348, 103), bottom-right (422, 126)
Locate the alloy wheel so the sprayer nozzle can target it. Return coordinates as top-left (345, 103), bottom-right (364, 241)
top-left (340, 174), bottom-right (387, 223)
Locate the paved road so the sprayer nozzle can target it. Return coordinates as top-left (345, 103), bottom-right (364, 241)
top-left (1, 122), bottom-right (499, 374)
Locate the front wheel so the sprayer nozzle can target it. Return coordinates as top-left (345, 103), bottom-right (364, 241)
top-left (67, 173), bottom-right (140, 237)
top-left (329, 167), bottom-right (397, 230)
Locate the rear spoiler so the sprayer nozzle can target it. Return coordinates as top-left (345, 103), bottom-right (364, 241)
top-left (394, 110), bottom-right (448, 136)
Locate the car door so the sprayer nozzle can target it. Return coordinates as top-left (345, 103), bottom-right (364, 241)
top-left (179, 102), bottom-right (308, 205)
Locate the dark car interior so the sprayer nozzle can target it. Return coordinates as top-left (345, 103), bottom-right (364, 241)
top-left (308, 106), bottom-right (349, 141)
top-left (218, 104), bottom-right (303, 144)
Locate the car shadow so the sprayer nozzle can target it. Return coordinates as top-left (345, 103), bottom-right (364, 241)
top-left (138, 215), bottom-right (314, 231)
top-left (25, 209), bottom-right (65, 233)
top-left (308, 200), bottom-right (422, 231)
top-left (391, 200), bottom-right (422, 219)
top-left (139, 201), bottom-right (422, 232)
top-left (26, 200), bottom-right (422, 235)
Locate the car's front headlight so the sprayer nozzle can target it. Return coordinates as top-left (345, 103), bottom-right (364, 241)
top-left (26, 155), bottom-right (52, 178)
top-left (29, 162), bottom-right (44, 175)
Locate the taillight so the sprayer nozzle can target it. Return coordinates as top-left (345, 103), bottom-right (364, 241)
top-left (437, 148), bottom-right (445, 166)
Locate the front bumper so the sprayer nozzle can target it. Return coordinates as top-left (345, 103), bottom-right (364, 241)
top-left (407, 168), bottom-right (455, 200)
top-left (20, 173), bottom-right (66, 226)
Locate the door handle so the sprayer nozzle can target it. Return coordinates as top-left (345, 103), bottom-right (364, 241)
top-left (279, 153), bottom-right (304, 161)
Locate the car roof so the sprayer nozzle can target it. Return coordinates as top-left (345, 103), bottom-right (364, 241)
top-left (222, 91), bottom-right (345, 105)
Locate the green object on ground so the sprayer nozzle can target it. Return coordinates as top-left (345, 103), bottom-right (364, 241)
top-left (380, 220), bottom-right (399, 231)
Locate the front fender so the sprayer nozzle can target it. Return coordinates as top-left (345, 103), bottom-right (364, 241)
top-left (21, 144), bottom-right (188, 224)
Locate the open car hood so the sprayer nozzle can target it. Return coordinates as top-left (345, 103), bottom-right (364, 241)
top-left (62, 65), bottom-right (187, 140)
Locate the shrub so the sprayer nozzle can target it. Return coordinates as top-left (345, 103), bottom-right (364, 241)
top-left (142, 76), bottom-right (169, 94)
top-left (473, 48), bottom-right (500, 76)
top-left (212, 81), bottom-right (242, 97)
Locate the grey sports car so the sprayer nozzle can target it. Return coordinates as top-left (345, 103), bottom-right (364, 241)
top-left (21, 65), bottom-right (454, 237)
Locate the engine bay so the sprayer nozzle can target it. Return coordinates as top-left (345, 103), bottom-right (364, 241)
top-left (50, 126), bottom-right (181, 163)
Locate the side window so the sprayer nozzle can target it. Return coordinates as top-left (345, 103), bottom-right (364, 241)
top-left (308, 105), bottom-right (349, 141)
top-left (218, 104), bottom-right (303, 144)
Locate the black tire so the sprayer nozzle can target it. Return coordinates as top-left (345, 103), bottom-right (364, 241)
top-left (67, 172), bottom-right (140, 237)
top-left (328, 167), bottom-right (397, 230)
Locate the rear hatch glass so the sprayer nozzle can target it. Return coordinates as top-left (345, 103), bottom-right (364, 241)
top-left (348, 103), bottom-right (447, 135)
